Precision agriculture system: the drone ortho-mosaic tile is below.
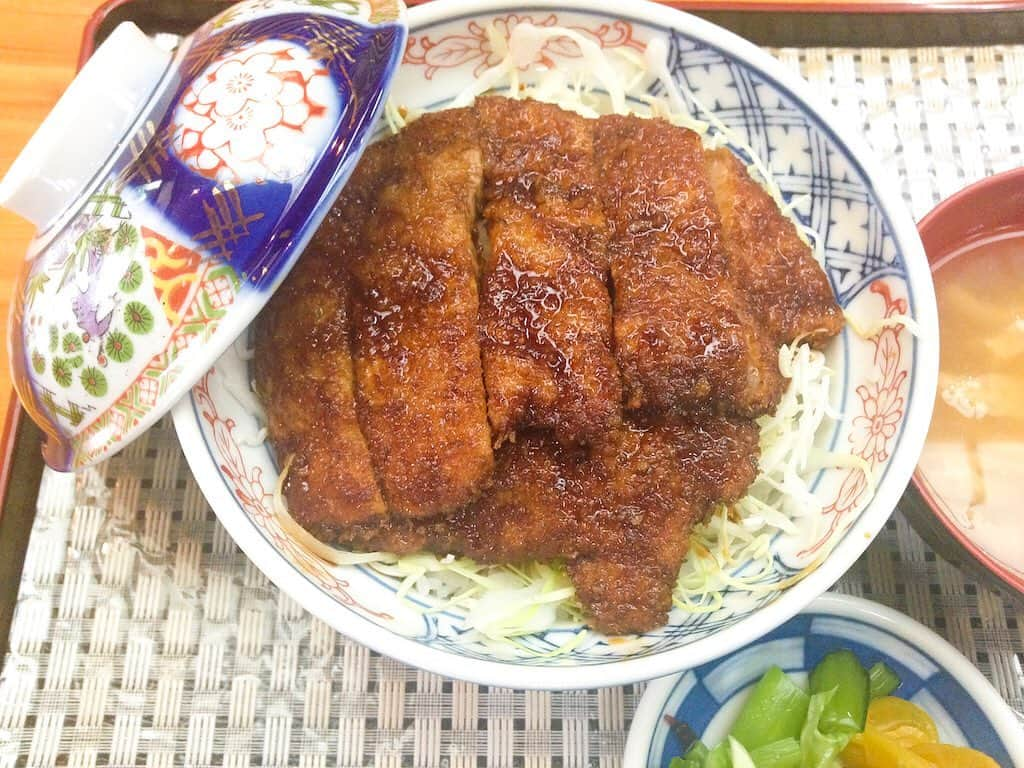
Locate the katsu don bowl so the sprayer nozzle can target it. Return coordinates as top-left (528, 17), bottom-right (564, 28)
top-left (173, 0), bottom-right (938, 688)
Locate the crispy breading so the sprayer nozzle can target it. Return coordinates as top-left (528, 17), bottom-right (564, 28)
top-left (476, 97), bottom-right (621, 445)
top-left (349, 110), bottom-right (494, 517)
top-left (324, 416), bottom-right (760, 635)
top-left (594, 114), bottom-right (785, 418)
top-left (253, 159), bottom-right (388, 529)
top-left (705, 147), bottom-right (844, 347)
top-left (255, 99), bottom-right (847, 634)
top-left (453, 416), bottom-right (758, 634)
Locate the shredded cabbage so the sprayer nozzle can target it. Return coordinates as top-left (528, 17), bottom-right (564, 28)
top-left (843, 311), bottom-right (923, 340)
top-left (263, 22), bottom-right (902, 650)
top-left (674, 342), bottom-right (869, 611)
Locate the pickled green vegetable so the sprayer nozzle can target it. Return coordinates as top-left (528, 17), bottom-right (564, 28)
top-left (749, 738), bottom-right (802, 768)
top-left (730, 666), bottom-right (810, 750)
top-left (667, 648), bottom-right (883, 768)
top-left (868, 661), bottom-right (901, 700)
top-left (808, 650), bottom-right (870, 734)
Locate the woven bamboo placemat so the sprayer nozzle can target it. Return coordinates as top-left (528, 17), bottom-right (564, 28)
top-left (0, 46), bottom-right (1022, 768)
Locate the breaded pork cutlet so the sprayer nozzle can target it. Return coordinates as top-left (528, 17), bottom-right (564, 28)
top-left (253, 159), bottom-right (388, 530)
top-left (349, 109), bottom-right (494, 517)
top-left (322, 416), bottom-right (759, 635)
top-left (255, 97), bottom-right (846, 635)
top-left (705, 147), bottom-right (843, 347)
top-left (593, 115), bottom-right (785, 418)
top-left (457, 416), bottom-right (759, 634)
top-left (476, 97), bottom-right (621, 445)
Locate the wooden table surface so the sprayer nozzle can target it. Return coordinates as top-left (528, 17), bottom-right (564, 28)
top-left (0, 0), bottom-right (97, 424)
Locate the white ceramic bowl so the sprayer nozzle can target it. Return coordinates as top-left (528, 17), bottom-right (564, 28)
top-left (624, 594), bottom-right (1024, 768)
top-left (173, 0), bottom-right (939, 689)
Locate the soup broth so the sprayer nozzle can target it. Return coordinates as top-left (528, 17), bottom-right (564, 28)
top-left (918, 232), bottom-right (1024, 577)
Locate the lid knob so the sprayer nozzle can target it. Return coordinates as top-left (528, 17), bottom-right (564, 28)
top-left (0, 22), bottom-right (171, 231)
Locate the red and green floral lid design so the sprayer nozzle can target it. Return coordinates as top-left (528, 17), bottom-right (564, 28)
top-left (8, 0), bottom-right (407, 470)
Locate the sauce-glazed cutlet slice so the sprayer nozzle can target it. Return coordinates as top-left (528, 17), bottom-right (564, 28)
top-left (565, 416), bottom-right (760, 633)
top-left (705, 147), bottom-right (844, 347)
top-left (253, 154), bottom-right (390, 530)
top-left (349, 109), bottom-right (494, 517)
top-left (476, 97), bottom-right (621, 445)
top-left (454, 416), bottom-right (758, 635)
top-left (594, 114), bottom-right (784, 418)
top-left (328, 416), bottom-right (760, 635)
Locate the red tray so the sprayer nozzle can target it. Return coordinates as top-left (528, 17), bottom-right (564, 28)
top-left (404, 0), bottom-right (1024, 10)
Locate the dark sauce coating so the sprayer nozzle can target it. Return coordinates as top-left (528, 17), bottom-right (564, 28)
top-left (315, 415), bottom-right (759, 635)
top-left (255, 98), bottom-right (845, 634)
top-left (253, 158), bottom-right (388, 529)
top-left (594, 115), bottom-right (785, 418)
top-left (476, 96), bottom-right (622, 445)
top-left (445, 416), bottom-right (758, 636)
top-left (705, 147), bottom-right (844, 347)
top-left (349, 109), bottom-right (494, 517)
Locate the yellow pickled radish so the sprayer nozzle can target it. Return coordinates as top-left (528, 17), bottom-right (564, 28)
top-left (865, 696), bottom-right (940, 747)
top-left (840, 729), bottom-right (937, 768)
top-left (912, 743), bottom-right (1001, 767)
top-left (839, 734), bottom-right (869, 768)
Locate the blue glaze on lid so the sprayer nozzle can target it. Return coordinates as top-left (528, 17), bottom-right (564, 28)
top-left (8, 0), bottom-right (406, 470)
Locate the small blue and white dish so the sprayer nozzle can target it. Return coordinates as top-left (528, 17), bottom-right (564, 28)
top-left (624, 593), bottom-right (1024, 768)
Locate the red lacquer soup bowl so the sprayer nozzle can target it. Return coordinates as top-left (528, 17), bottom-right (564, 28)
top-left (908, 166), bottom-right (1024, 601)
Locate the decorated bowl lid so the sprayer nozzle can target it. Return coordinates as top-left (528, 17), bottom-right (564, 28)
top-left (0, 0), bottom-right (407, 470)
